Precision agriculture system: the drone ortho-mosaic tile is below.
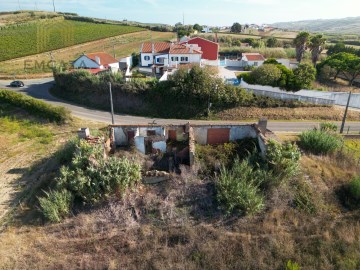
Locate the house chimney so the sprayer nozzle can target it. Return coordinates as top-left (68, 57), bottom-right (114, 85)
top-left (95, 56), bottom-right (101, 65)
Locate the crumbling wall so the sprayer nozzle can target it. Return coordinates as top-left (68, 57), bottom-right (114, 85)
top-left (189, 126), bottom-right (196, 167)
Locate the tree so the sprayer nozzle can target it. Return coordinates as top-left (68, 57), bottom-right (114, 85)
top-left (231, 22), bottom-right (242, 33)
top-left (321, 52), bottom-right (360, 85)
top-left (193, 23), bottom-right (203, 32)
top-left (293, 63), bottom-right (316, 90)
top-left (293, 31), bottom-right (310, 63)
top-left (308, 34), bottom-right (326, 66)
top-left (250, 64), bottom-right (282, 87)
top-left (266, 37), bottom-right (279, 48)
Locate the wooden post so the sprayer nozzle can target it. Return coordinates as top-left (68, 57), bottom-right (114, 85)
top-left (340, 92), bottom-right (352, 134)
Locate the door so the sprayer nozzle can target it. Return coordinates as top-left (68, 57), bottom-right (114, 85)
top-left (207, 128), bottom-right (230, 145)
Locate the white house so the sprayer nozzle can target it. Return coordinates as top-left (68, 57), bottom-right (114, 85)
top-left (140, 42), bottom-right (202, 73)
top-left (73, 52), bottom-right (120, 73)
top-left (241, 53), bottom-right (266, 67)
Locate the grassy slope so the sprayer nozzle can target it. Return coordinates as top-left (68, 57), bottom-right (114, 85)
top-left (0, 98), bottom-right (103, 223)
top-left (1, 136), bottom-right (360, 269)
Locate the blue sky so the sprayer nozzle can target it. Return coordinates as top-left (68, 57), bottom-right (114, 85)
top-left (1, 0), bottom-right (359, 25)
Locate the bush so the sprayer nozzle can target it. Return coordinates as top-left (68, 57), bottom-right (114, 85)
top-left (38, 190), bottom-right (73, 223)
top-left (349, 177), bottom-right (360, 201)
top-left (57, 140), bottom-right (142, 203)
top-left (0, 89), bottom-right (70, 123)
top-left (216, 159), bottom-right (265, 215)
top-left (250, 64), bottom-right (282, 87)
top-left (265, 140), bottom-right (301, 186)
top-left (299, 130), bottom-right (343, 155)
top-left (320, 122), bottom-right (338, 132)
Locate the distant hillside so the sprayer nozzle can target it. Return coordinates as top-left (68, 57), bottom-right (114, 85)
top-left (271, 17), bottom-right (360, 35)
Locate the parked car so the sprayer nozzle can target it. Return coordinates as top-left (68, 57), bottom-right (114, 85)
top-left (10, 81), bottom-right (24, 87)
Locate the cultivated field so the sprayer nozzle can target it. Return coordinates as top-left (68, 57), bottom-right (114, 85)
top-left (0, 18), bottom-right (144, 61)
top-left (0, 31), bottom-right (175, 76)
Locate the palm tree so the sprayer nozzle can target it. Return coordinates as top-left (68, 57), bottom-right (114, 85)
top-left (308, 34), bottom-right (326, 67)
top-left (293, 31), bottom-right (310, 63)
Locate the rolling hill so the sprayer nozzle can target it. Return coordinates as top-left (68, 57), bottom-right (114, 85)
top-left (271, 16), bottom-right (360, 36)
top-left (0, 11), bottom-right (145, 61)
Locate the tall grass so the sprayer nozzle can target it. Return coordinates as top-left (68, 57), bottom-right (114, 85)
top-left (216, 159), bottom-right (265, 215)
top-left (0, 89), bottom-right (70, 123)
top-left (38, 190), bottom-right (73, 223)
top-left (299, 129), bottom-right (343, 155)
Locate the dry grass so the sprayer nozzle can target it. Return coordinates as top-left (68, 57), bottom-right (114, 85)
top-left (0, 31), bottom-right (175, 76)
top-left (215, 106), bottom-right (360, 121)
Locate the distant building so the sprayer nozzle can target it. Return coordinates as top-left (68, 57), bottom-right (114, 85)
top-left (241, 53), bottom-right (266, 67)
top-left (180, 37), bottom-right (219, 61)
top-left (140, 42), bottom-right (202, 74)
top-left (73, 52), bottom-right (119, 73)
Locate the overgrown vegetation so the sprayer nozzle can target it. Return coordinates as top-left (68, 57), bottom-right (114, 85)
top-left (239, 61), bottom-right (316, 91)
top-left (0, 18), bottom-right (143, 61)
top-left (38, 140), bottom-right (142, 222)
top-left (0, 89), bottom-right (70, 123)
top-left (299, 129), bottom-right (343, 155)
top-left (53, 67), bottom-right (322, 119)
top-left (212, 139), bottom-right (300, 216)
top-left (216, 159), bottom-right (265, 215)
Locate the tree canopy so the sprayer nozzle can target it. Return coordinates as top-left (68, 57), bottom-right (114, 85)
top-left (193, 23), bottom-right (203, 32)
top-left (231, 22), bottom-right (242, 33)
top-left (320, 52), bottom-right (360, 86)
top-left (293, 31), bottom-right (310, 63)
top-left (308, 34), bottom-right (326, 66)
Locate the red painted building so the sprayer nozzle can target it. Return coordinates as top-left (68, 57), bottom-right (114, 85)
top-left (181, 37), bottom-right (219, 61)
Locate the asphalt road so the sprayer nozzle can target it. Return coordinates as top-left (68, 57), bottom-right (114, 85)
top-left (1, 78), bottom-right (360, 132)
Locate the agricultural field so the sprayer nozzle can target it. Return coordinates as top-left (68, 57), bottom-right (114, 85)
top-left (0, 31), bottom-right (175, 76)
top-left (0, 18), bottom-right (144, 61)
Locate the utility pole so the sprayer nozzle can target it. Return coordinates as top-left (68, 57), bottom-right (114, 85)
top-left (109, 82), bottom-right (115, 125)
top-left (18, 0), bottom-right (21, 10)
top-left (52, 0), bottom-right (56, 12)
top-left (340, 92), bottom-right (352, 134)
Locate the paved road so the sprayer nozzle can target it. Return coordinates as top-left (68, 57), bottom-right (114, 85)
top-left (1, 78), bottom-right (360, 132)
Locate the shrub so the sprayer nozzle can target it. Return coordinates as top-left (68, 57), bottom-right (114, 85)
top-left (294, 181), bottom-right (317, 214)
top-left (0, 89), bottom-right (70, 123)
top-left (320, 122), bottom-right (338, 132)
top-left (250, 64), bottom-right (282, 87)
top-left (265, 140), bottom-right (301, 186)
top-left (349, 177), bottom-right (360, 201)
top-left (286, 260), bottom-right (301, 270)
top-left (299, 130), bottom-right (342, 155)
top-left (38, 189), bottom-right (73, 223)
top-left (216, 159), bottom-right (265, 215)
top-left (57, 140), bottom-right (142, 203)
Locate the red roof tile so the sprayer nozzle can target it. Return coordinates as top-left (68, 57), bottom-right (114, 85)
top-left (169, 44), bottom-right (202, 54)
top-left (141, 42), bottom-right (202, 55)
top-left (86, 52), bottom-right (118, 66)
top-left (141, 42), bottom-right (171, 53)
top-left (242, 53), bottom-right (266, 61)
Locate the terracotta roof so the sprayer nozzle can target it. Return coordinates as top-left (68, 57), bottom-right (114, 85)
top-left (86, 52), bottom-right (118, 66)
top-left (169, 44), bottom-right (202, 54)
top-left (141, 42), bottom-right (171, 53)
top-left (242, 53), bottom-right (266, 61)
top-left (141, 42), bottom-right (202, 55)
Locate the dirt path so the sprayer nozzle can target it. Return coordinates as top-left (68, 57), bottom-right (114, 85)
top-left (0, 139), bottom-right (37, 221)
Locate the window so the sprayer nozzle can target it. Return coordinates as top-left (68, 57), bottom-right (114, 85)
top-left (181, 57), bottom-right (189, 62)
top-left (144, 56), bottom-right (150, 61)
top-left (171, 57), bottom-right (179, 61)
top-left (254, 62), bottom-right (258, 66)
